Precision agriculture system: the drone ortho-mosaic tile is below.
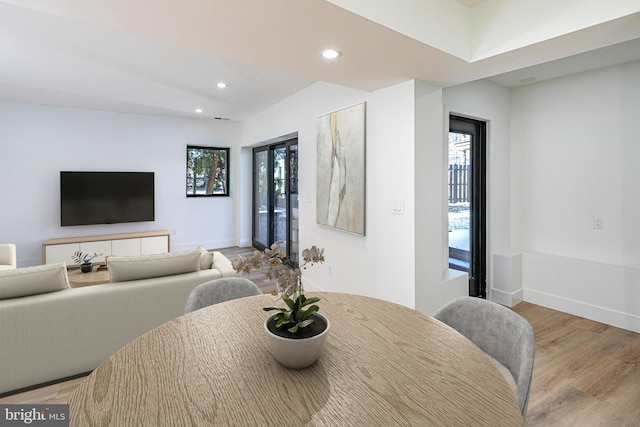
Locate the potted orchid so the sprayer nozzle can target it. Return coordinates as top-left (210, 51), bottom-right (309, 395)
top-left (71, 251), bottom-right (102, 273)
top-left (232, 243), bottom-right (329, 368)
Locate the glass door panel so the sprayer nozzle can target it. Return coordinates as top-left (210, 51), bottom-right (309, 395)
top-left (252, 139), bottom-right (298, 261)
top-left (289, 145), bottom-right (299, 263)
top-left (448, 115), bottom-right (487, 298)
top-left (273, 147), bottom-right (287, 252)
top-left (448, 131), bottom-right (471, 272)
top-left (253, 149), bottom-right (268, 249)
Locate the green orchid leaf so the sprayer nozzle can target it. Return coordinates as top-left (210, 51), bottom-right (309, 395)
top-left (288, 324), bottom-right (299, 333)
top-left (298, 318), bottom-right (314, 328)
top-left (275, 316), bottom-right (293, 328)
top-left (300, 305), bottom-right (319, 320)
top-left (300, 297), bottom-right (320, 307)
top-left (283, 296), bottom-right (296, 310)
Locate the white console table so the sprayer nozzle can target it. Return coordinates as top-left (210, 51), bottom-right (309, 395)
top-left (42, 231), bottom-right (170, 266)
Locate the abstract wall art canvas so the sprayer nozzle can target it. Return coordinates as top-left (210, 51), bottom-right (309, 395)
top-left (316, 102), bottom-right (366, 235)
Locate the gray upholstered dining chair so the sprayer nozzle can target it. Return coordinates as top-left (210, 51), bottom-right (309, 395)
top-left (433, 296), bottom-right (535, 422)
top-left (184, 277), bottom-right (262, 314)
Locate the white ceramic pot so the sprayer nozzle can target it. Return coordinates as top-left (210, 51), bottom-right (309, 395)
top-left (264, 313), bottom-right (330, 369)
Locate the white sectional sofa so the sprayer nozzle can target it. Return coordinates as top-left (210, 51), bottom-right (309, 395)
top-left (0, 247), bottom-right (238, 395)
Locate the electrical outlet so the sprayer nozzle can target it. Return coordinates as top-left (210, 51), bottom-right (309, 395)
top-left (593, 217), bottom-right (603, 230)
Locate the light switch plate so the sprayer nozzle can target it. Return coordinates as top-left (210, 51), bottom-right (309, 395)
top-left (391, 199), bottom-right (405, 215)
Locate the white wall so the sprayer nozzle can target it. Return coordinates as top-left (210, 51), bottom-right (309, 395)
top-left (0, 102), bottom-right (242, 266)
top-left (241, 81), bottom-right (422, 308)
top-left (510, 60), bottom-right (640, 332)
top-left (438, 62), bottom-right (640, 332)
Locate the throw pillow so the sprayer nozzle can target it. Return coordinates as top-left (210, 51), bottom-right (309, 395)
top-left (198, 246), bottom-right (214, 270)
top-left (0, 262), bottom-right (70, 299)
top-left (108, 249), bottom-right (202, 282)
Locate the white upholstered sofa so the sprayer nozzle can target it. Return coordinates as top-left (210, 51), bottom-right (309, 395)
top-left (0, 247), bottom-right (237, 395)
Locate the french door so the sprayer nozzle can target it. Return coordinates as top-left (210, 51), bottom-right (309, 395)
top-left (252, 139), bottom-right (299, 261)
top-left (448, 115), bottom-right (487, 298)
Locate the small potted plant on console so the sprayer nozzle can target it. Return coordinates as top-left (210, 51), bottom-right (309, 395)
top-left (71, 251), bottom-right (102, 273)
top-left (232, 243), bottom-right (328, 369)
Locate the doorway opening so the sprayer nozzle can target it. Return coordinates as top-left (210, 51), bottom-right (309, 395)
top-left (448, 115), bottom-right (487, 298)
top-left (252, 138), bottom-right (299, 262)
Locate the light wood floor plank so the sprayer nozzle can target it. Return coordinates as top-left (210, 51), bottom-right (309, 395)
top-left (513, 302), bottom-right (640, 426)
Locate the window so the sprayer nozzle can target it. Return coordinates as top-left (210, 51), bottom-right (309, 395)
top-left (186, 146), bottom-right (229, 197)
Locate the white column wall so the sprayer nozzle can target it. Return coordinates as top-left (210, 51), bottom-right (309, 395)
top-left (240, 81), bottom-right (419, 307)
top-left (372, 81), bottom-right (417, 306)
top-left (414, 82), bottom-right (469, 314)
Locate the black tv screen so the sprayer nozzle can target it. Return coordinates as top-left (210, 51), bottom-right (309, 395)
top-left (60, 171), bottom-right (155, 226)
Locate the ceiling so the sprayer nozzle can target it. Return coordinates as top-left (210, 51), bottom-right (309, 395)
top-left (0, 0), bottom-right (639, 121)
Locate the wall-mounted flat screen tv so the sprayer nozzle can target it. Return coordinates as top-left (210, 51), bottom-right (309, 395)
top-left (60, 171), bottom-right (155, 226)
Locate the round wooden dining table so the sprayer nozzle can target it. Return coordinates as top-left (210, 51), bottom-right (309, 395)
top-left (69, 292), bottom-right (523, 426)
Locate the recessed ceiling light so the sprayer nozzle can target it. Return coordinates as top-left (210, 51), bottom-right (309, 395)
top-left (195, 108), bottom-right (203, 114)
top-left (217, 82), bottom-right (227, 89)
top-left (321, 49), bottom-right (341, 59)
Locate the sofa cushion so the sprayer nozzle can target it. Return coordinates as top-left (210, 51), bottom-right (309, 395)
top-left (0, 262), bottom-right (69, 300)
top-left (108, 249), bottom-right (202, 282)
top-left (198, 246), bottom-right (214, 270)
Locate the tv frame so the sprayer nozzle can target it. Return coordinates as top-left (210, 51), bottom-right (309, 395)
top-left (60, 171), bottom-right (155, 226)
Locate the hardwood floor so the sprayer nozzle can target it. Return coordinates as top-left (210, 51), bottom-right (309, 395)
top-left (513, 302), bottom-right (640, 426)
top-left (0, 376), bottom-right (86, 405)
top-left (2, 249), bottom-right (639, 426)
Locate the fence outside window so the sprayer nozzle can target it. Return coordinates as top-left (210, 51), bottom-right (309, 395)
top-left (448, 163), bottom-right (470, 204)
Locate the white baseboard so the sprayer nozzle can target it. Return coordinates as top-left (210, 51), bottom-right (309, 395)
top-left (490, 287), bottom-right (523, 307)
top-left (171, 239), bottom-right (237, 253)
top-left (522, 251), bottom-right (640, 334)
top-left (525, 288), bottom-right (640, 334)
top-left (239, 238), bottom-right (253, 248)
top-left (302, 277), bottom-right (325, 292)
